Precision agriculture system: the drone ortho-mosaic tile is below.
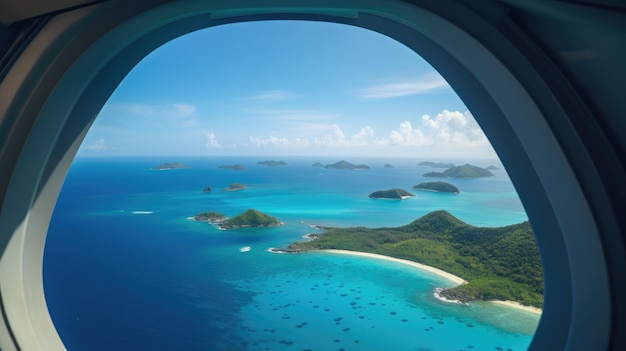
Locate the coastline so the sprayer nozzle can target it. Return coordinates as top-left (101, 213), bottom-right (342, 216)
top-left (488, 300), bottom-right (542, 314)
top-left (319, 249), bottom-right (543, 315)
top-left (320, 249), bottom-right (467, 285)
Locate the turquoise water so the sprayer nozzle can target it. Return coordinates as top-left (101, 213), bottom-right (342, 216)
top-left (43, 156), bottom-right (539, 350)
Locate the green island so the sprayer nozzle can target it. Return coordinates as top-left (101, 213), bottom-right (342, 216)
top-left (152, 162), bottom-right (189, 170)
top-left (325, 160), bottom-right (370, 170)
top-left (223, 183), bottom-right (246, 191)
top-left (369, 189), bottom-right (414, 199)
top-left (423, 164), bottom-right (494, 178)
top-left (219, 209), bottom-right (281, 229)
top-left (288, 210), bottom-right (543, 308)
top-left (413, 181), bottom-right (460, 193)
top-left (219, 164), bottom-right (246, 171)
top-left (257, 160), bottom-right (287, 167)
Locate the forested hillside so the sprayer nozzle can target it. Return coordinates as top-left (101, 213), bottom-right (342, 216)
top-left (289, 210), bottom-right (543, 307)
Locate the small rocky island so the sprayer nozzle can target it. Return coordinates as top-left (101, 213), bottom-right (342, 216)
top-left (383, 163), bottom-right (395, 168)
top-left (193, 211), bottom-right (227, 223)
top-left (218, 209), bottom-right (281, 229)
top-left (152, 162), bottom-right (189, 170)
top-left (419, 161), bottom-right (455, 168)
top-left (257, 160), bottom-right (287, 167)
top-left (312, 162), bottom-right (324, 167)
top-left (223, 183), bottom-right (245, 192)
top-left (325, 160), bottom-right (370, 170)
top-left (369, 189), bottom-right (414, 199)
top-left (486, 165), bottom-right (500, 170)
top-left (422, 164), bottom-right (494, 178)
top-left (219, 164), bottom-right (246, 171)
top-left (203, 185), bottom-right (212, 193)
top-left (413, 181), bottom-right (460, 193)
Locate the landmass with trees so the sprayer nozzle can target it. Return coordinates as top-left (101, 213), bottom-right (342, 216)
top-left (369, 189), bottom-right (414, 199)
top-left (257, 160), bottom-right (287, 167)
top-left (325, 160), bottom-right (370, 170)
top-left (219, 164), bottom-right (246, 171)
top-left (423, 164), bottom-right (494, 178)
top-left (288, 210), bottom-right (543, 308)
top-left (413, 181), bottom-right (460, 193)
top-left (219, 209), bottom-right (281, 229)
top-left (152, 162), bottom-right (189, 170)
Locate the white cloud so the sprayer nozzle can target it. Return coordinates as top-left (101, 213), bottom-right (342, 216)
top-left (249, 90), bottom-right (298, 102)
top-left (83, 138), bottom-right (116, 150)
top-left (205, 132), bottom-right (222, 148)
top-left (357, 73), bottom-right (449, 99)
top-left (350, 126), bottom-right (374, 145)
top-left (244, 110), bottom-right (492, 157)
top-left (387, 110), bottom-right (488, 146)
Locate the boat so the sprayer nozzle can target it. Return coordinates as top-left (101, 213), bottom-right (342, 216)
top-left (239, 246), bottom-right (251, 252)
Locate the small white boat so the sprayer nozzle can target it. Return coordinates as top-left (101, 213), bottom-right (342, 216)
top-left (239, 246), bottom-right (251, 252)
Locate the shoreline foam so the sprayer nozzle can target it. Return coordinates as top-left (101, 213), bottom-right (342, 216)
top-left (319, 249), bottom-right (542, 314)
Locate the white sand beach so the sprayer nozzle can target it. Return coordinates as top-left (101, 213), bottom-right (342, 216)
top-left (320, 249), bottom-right (543, 314)
top-left (489, 300), bottom-right (542, 314)
top-left (321, 249), bottom-right (467, 285)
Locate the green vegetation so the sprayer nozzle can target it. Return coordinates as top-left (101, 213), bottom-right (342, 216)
top-left (223, 183), bottom-right (245, 191)
top-left (289, 210), bottom-right (543, 307)
top-left (422, 164), bottom-right (493, 178)
top-left (257, 160), bottom-right (287, 167)
top-left (152, 162), bottom-right (189, 170)
top-left (220, 209), bottom-right (280, 229)
top-left (219, 164), bottom-right (246, 171)
top-left (194, 212), bottom-right (227, 223)
top-left (413, 181), bottom-right (460, 193)
top-left (325, 160), bottom-right (370, 170)
top-left (369, 189), bottom-right (414, 199)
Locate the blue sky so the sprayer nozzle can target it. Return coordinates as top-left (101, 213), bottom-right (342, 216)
top-left (79, 20), bottom-right (497, 159)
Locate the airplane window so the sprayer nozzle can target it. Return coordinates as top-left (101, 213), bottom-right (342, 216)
top-left (41, 20), bottom-right (543, 351)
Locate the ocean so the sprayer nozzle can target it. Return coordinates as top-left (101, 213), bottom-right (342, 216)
top-left (43, 156), bottom-right (540, 351)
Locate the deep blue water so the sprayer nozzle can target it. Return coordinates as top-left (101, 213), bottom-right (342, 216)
top-left (43, 156), bottom-right (540, 350)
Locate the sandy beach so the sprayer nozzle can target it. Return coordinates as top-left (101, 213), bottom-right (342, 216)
top-left (320, 249), bottom-right (543, 315)
top-left (321, 249), bottom-right (467, 285)
top-left (488, 300), bottom-right (542, 314)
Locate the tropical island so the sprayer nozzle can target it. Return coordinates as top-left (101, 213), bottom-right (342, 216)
top-left (369, 189), bottom-right (414, 199)
top-left (257, 160), bottom-right (287, 167)
top-left (423, 164), bottom-right (494, 178)
top-left (223, 183), bottom-right (245, 192)
top-left (219, 164), bottom-right (246, 171)
top-left (287, 210), bottom-right (543, 308)
top-left (413, 181), bottom-right (460, 193)
top-left (218, 209), bottom-right (281, 229)
top-left (419, 161), bottom-right (456, 168)
top-left (325, 160), bottom-right (370, 170)
top-left (193, 211), bottom-right (227, 223)
top-left (152, 162), bottom-right (189, 170)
